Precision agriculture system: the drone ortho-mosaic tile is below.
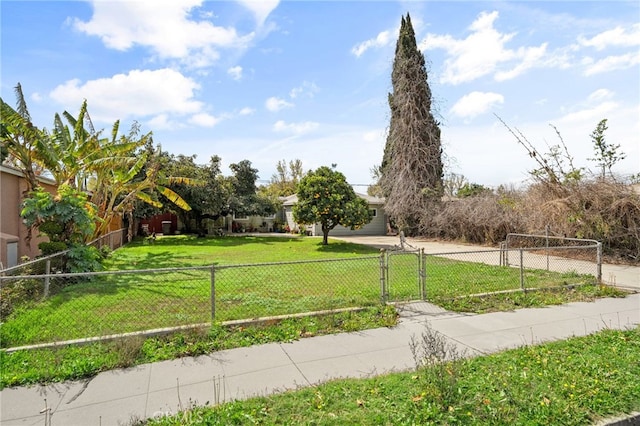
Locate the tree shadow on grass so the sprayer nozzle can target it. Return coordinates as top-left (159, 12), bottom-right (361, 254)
top-left (136, 235), bottom-right (305, 248)
top-left (315, 240), bottom-right (380, 255)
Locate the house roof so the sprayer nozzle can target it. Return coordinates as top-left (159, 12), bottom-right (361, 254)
top-left (1, 164), bottom-right (57, 186)
top-left (281, 192), bottom-right (384, 206)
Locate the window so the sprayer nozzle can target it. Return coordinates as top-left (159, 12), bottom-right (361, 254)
top-left (370, 209), bottom-right (377, 217)
top-left (263, 214), bottom-right (276, 219)
top-left (233, 213), bottom-right (248, 220)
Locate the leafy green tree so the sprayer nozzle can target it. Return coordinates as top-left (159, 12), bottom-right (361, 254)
top-left (293, 166), bottom-right (372, 245)
top-left (457, 183), bottom-right (492, 198)
top-left (21, 184), bottom-right (101, 272)
top-left (262, 159), bottom-right (305, 198)
top-left (228, 160), bottom-right (275, 218)
top-left (589, 118), bottom-right (625, 179)
top-left (379, 13), bottom-right (443, 234)
top-left (166, 154), bottom-right (231, 235)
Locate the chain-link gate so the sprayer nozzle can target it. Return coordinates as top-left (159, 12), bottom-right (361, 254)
top-left (384, 249), bottom-right (425, 302)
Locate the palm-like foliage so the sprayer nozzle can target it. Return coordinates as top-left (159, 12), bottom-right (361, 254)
top-left (2, 83), bottom-right (200, 240)
top-left (0, 83), bottom-right (48, 192)
top-left (90, 127), bottom-right (200, 238)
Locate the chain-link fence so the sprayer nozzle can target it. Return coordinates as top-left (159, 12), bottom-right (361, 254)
top-left (0, 228), bottom-right (128, 278)
top-left (0, 235), bottom-right (602, 351)
top-left (421, 246), bottom-right (599, 303)
top-left (0, 256), bottom-right (386, 350)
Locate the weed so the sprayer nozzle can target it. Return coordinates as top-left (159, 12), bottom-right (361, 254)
top-left (409, 322), bottom-right (466, 412)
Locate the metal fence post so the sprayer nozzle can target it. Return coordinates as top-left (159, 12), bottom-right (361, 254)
top-left (596, 242), bottom-right (602, 283)
top-left (43, 259), bottom-right (51, 298)
top-left (519, 249), bottom-right (525, 292)
top-left (379, 249), bottom-right (387, 304)
top-left (545, 224), bottom-right (550, 271)
top-left (210, 265), bottom-right (216, 321)
top-left (420, 248), bottom-right (426, 300)
top-left (504, 236), bottom-right (510, 266)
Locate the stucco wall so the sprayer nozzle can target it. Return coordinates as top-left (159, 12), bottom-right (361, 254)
top-left (0, 167), bottom-right (56, 267)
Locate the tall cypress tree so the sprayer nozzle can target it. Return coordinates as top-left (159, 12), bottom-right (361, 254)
top-left (380, 13), bottom-right (443, 234)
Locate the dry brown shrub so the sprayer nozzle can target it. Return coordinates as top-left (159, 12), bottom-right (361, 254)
top-left (420, 180), bottom-right (640, 262)
top-left (420, 189), bottom-right (526, 245)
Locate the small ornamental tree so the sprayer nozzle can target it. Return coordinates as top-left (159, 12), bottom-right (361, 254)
top-left (589, 118), bottom-right (625, 180)
top-left (293, 166), bottom-right (372, 245)
top-left (21, 184), bottom-right (101, 272)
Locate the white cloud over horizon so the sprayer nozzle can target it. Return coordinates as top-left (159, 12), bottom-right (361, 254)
top-left (265, 96), bottom-right (294, 112)
top-left (48, 69), bottom-right (203, 123)
top-left (272, 120), bottom-right (319, 135)
top-left (450, 91), bottom-right (504, 119)
top-left (72, 0), bottom-right (261, 68)
top-left (351, 29), bottom-right (393, 57)
top-left (227, 66), bottom-right (243, 80)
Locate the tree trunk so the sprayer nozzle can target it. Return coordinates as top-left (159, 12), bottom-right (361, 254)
top-left (322, 229), bottom-right (329, 245)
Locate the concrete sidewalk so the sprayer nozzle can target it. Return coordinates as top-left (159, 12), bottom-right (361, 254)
top-left (2, 294), bottom-right (638, 426)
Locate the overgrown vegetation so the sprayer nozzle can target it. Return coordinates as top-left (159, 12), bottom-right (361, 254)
top-left (143, 326), bottom-right (640, 425)
top-left (0, 305), bottom-right (397, 389)
top-left (378, 13), bottom-right (443, 233)
top-left (419, 117), bottom-right (639, 262)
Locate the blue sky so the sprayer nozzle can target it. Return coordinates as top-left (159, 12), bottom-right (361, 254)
top-left (2, 1), bottom-right (639, 188)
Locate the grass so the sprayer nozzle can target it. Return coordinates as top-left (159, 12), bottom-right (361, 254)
top-left (0, 305), bottom-right (398, 389)
top-left (143, 326), bottom-right (640, 426)
top-left (0, 235), bottom-right (630, 390)
top-left (438, 284), bottom-right (628, 314)
top-left (1, 235), bottom-right (604, 348)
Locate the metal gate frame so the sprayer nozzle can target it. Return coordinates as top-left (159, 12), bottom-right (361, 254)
top-left (383, 248), bottom-right (426, 302)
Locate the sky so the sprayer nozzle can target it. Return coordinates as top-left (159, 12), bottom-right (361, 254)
top-left (1, 0), bottom-right (639, 189)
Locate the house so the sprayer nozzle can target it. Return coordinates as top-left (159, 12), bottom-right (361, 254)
top-left (281, 193), bottom-right (388, 236)
top-left (0, 165), bottom-right (57, 268)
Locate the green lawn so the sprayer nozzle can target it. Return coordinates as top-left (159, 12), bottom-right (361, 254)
top-left (144, 327), bottom-right (640, 426)
top-left (1, 235), bottom-right (601, 348)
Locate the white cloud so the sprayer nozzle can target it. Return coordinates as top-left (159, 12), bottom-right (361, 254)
top-left (557, 101), bottom-right (618, 124)
top-left (227, 66), bottom-right (243, 80)
top-left (265, 96), bottom-right (293, 112)
top-left (422, 11), bottom-right (557, 85)
top-left (450, 91), bottom-right (504, 119)
top-left (73, 0), bottom-right (252, 68)
top-left (578, 23), bottom-right (640, 51)
top-left (583, 52), bottom-right (640, 76)
top-left (351, 30), bottom-right (392, 57)
top-left (588, 89), bottom-right (614, 102)
top-left (239, 107), bottom-right (255, 115)
top-left (49, 68), bottom-right (203, 123)
top-left (272, 120), bottom-right (319, 134)
top-left (236, 0), bottom-right (279, 26)
top-left (495, 43), bottom-right (548, 81)
top-left (362, 129), bottom-right (383, 143)
top-left (289, 81), bottom-right (319, 99)
top-left (189, 112), bottom-right (221, 127)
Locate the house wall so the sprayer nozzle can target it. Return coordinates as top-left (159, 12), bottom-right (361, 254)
top-left (282, 204), bottom-right (387, 237)
top-left (0, 166), bottom-right (56, 267)
top-left (325, 206), bottom-right (387, 236)
top-left (139, 212), bottom-right (178, 235)
top-left (232, 215), bottom-right (276, 232)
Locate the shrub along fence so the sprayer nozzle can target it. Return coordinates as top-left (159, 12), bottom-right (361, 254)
top-left (0, 238), bottom-right (601, 351)
top-left (0, 228), bottom-right (128, 278)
